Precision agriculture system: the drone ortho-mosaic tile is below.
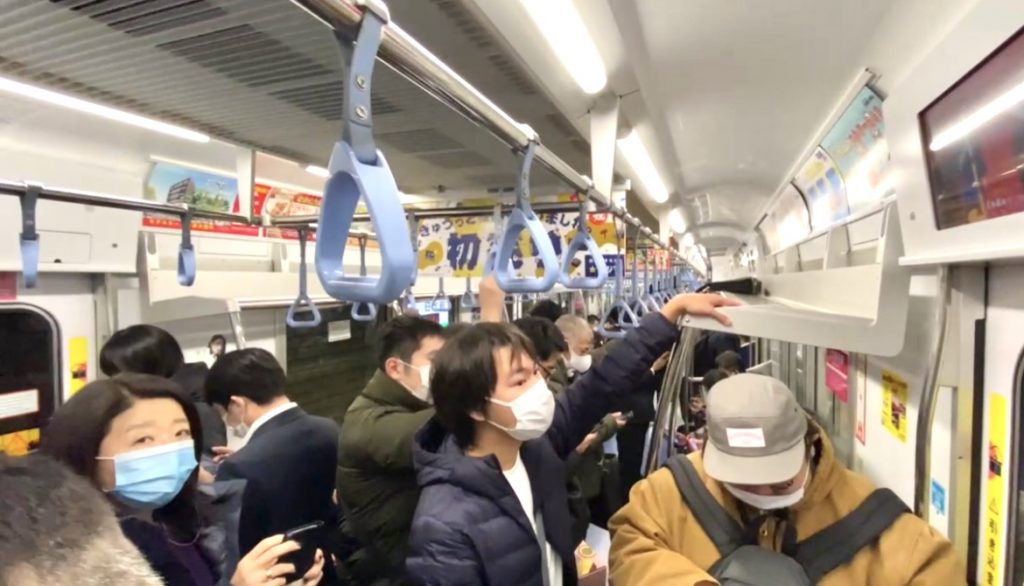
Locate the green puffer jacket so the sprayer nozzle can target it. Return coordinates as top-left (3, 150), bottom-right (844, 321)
top-left (336, 370), bottom-right (434, 584)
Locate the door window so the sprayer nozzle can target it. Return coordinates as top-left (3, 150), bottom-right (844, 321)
top-left (0, 305), bottom-right (61, 456)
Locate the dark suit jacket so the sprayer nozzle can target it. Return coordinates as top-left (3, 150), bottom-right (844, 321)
top-left (216, 406), bottom-right (340, 583)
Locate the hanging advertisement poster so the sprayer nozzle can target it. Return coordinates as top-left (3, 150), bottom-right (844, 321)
top-left (881, 369), bottom-right (908, 442)
top-left (416, 211), bottom-right (624, 278)
top-left (821, 87), bottom-right (893, 212)
top-left (824, 349), bottom-right (849, 403)
top-left (794, 147), bottom-right (849, 229)
top-left (142, 162), bottom-right (259, 236)
top-left (69, 336), bottom-right (88, 396)
top-left (982, 393), bottom-right (1007, 586)
top-left (855, 355), bottom-right (867, 445)
top-left (254, 183), bottom-right (323, 240)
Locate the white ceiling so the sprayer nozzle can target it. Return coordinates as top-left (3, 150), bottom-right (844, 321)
top-left (471, 0), bottom-right (973, 254)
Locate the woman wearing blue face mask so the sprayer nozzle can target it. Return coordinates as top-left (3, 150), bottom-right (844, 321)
top-left (41, 373), bottom-right (325, 586)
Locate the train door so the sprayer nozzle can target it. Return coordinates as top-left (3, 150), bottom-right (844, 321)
top-left (988, 265), bottom-right (1024, 585)
top-left (0, 303), bottom-right (61, 455)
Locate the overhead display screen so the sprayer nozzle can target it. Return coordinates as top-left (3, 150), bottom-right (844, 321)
top-left (921, 26), bottom-right (1024, 230)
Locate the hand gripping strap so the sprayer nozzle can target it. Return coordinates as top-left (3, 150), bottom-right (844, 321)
top-left (286, 229), bottom-right (322, 329)
top-left (558, 195), bottom-right (608, 289)
top-left (494, 141), bottom-right (560, 293)
top-left (19, 184), bottom-right (40, 288)
top-left (177, 208), bottom-right (196, 287)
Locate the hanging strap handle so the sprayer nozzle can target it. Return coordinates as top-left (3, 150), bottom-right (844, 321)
top-left (461, 276), bottom-right (478, 308)
top-left (597, 256), bottom-right (638, 339)
top-left (483, 203), bottom-right (503, 276)
top-left (286, 228), bottom-right (323, 329)
top-left (400, 213), bottom-right (418, 312)
top-left (177, 208), bottom-right (197, 287)
top-left (351, 234), bottom-right (378, 322)
top-left (557, 191), bottom-right (608, 289)
top-left (315, 3), bottom-right (415, 305)
top-left (18, 183), bottom-right (40, 289)
top-left (431, 276), bottom-right (452, 312)
top-left (493, 139), bottom-right (560, 293)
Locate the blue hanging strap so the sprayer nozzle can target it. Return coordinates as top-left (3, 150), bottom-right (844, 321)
top-left (494, 139), bottom-right (560, 293)
top-left (351, 233), bottom-right (378, 322)
top-left (286, 228), bottom-right (323, 329)
top-left (18, 183), bottom-right (40, 289)
top-left (483, 204), bottom-right (503, 276)
top-left (177, 208), bottom-right (196, 287)
top-left (597, 256), bottom-right (639, 339)
top-left (315, 2), bottom-right (414, 306)
top-left (460, 276), bottom-right (478, 308)
top-left (431, 276), bottom-right (452, 312)
top-left (400, 213), bottom-right (418, 312)
top-left (558, 191), bottom-right (608, 289)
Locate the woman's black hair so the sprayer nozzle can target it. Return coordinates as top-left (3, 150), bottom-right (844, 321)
top-left (512, 316), bottom-right (567, 361)
top-left (40, 373), bottom-right (203, 539)
top-left (99, 325), bottom-right (184, 378)
top-left (208, 334), bottom-right (227, 354)
top-left (430, 323), bottom-right (536, 448)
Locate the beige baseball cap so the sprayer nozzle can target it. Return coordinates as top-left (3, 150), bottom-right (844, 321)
top-left (702, 373), bottom-right (809, 485)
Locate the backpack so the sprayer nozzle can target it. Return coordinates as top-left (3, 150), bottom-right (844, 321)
top-left (665, 455), bottom-right (909, 585)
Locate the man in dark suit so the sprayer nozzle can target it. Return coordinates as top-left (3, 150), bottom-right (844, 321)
top-left (206, 348), bottom-right (339, 584)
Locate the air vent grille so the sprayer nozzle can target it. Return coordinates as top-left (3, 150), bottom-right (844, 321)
top-left (48, 0), bottom-right (226, 37)
top-left (420, 150), bottom-right (490, 169)
top-left (486, 53), bottom-right (537, 96)
top-left (269, 81), bottom-right (401, 121)
top-left (378, 128), bottom-right (461, 153)
top-left (157, 24), bottom-right (332, 88)
top-left (430, 0), bottom-right (495, 49)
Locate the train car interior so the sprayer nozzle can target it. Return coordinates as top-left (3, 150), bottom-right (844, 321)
top-left (0, 0), bottom-right (1023, 584)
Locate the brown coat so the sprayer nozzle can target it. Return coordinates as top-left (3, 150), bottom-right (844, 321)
top-left (609, 432), bottom-right (964, 586)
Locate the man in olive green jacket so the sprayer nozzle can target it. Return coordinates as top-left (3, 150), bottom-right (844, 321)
top-left (336, 316), bottom-right (446, 584)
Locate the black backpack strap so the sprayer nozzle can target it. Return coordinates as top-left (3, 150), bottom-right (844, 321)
top-left (794, 488), bottom-right (909, 582)
top-left (664, 455), bottom-right (745, 557)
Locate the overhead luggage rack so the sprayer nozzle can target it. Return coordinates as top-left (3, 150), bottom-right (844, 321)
top-left (685, 202), bottom-right (912, 357)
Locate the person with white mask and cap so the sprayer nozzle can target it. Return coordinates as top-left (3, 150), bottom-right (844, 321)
top-left (406, 292), bottom-right (738, 586)
top-left (609, 373), bottom-right (964, 586)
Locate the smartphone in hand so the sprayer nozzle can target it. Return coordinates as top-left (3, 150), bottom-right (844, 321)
top-left (280, 520), bottom-right (324, 582)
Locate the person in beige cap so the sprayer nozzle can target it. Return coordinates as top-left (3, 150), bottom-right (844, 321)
top-left (608, 373), bottom-right (964, 586)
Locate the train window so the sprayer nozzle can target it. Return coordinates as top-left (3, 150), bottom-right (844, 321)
top-left (0, 305), bottom-right (61, 456)
top-left (922, 25), bottom-right (1024, 230)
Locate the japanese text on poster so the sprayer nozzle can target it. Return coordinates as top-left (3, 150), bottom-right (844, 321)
top-left (983, 393), bottom-right (1007, 586)
top-left (881, 369), bottom-right (908, 442)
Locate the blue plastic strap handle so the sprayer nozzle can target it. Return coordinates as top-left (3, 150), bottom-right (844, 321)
top-left (19, 184), bottom-right (40, 289)
top-left (351, 234), bottom-right (379, 321)
top-left (315, 7), bottom-right (414, 305)
top-left (177, 208), bottom-right (196, 287)
top-left (431, 277), bottom-right (452, 312)
top-left (494, 141), bottom-right (560, 293)
top-left (460, 276), bottom-right (478, 308)
top-left (286, 228), bottom-right (322, 329)
top-left (558, 194), bottom-right (608, 289)
top-left (597, 257), bottom-right (639, 339)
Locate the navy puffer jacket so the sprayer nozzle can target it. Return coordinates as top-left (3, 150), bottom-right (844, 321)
top-left (406, 313), bottom-right (680, 586)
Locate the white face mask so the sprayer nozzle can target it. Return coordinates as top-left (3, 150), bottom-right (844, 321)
top-left (568, 351), bottom-right (592, 374)
top-left (398, 361), bottom-right (432, 404)
top-left (222, 415), bottom-right (248, 439)
top-left (724, 466), bottom-right (810, 510)
top-left (487, 378), bottom-right (556, 441)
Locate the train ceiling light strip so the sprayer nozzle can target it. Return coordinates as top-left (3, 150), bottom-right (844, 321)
top-left (0, 76), bottom-right (210, 144)
top-left (290, 0), bottom-right (694, 270)
top-left (518, 0), bottom-right (607, 95)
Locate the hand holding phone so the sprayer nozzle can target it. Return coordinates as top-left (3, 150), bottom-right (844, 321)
top-left (280, 520), bottom-right (325, 583)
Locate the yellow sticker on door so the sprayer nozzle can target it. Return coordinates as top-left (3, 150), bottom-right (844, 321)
top-left (881, 369), bottom-right (908, 442)
top-left (69, 336), bottom-right (88, 395)
top-left (983, 393), bottom-right (1007, 586)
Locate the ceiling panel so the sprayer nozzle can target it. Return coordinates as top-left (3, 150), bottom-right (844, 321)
top-left (0, 0), bottom-right (589, 195)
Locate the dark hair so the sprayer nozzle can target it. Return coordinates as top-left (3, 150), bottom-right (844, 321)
top-left (0, 454), bottom-right (163, 584)
top-left (375, 315), bottom-right (445, 371)
top-left (444, 322), bottom-right (474, 338)
top-left (586, 314), bottom-right (600, 326)
top-left (701, 368), bottom-right (730, 392)
top-left (513, 316), bottom-right (567, 361)
top-left (99, 325), bottom-right (184, 378)
top-left (528, 299), bottom-right (564, 323)
top-left (431, 323), bottom-right (535, 448)
top-left (205, 348), bottom-right (286, 408)
top-left (208, 334), bottom-right (226, 350)
top-left (40, 374), bottom-right (203, 537)
top-left (716, 350), bottom-right (744, 373)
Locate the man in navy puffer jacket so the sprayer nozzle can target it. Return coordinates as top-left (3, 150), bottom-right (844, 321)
top-left (406, 293), bottom-right (738, 586)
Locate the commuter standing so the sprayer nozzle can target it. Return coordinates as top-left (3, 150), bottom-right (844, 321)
top-left (406, 293), bottom-right (737, 585)
top-left (609, 374), bottom-right (964, 585)
top-left (206, 349), bottom-right (340, 585)
top-left (336, 315), bottom-right (446, 584)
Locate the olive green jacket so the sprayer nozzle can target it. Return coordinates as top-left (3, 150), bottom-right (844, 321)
top-left (336, 370), bottom-right (433, 582)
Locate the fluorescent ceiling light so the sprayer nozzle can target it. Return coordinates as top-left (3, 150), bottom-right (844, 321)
top-left (305, 165), bottom-right (330, 178)
top-left (682, 232), bottom-right (696, 248)
top-left (930, 77), bottom-right (1024, 151)
top-left (617, 130), bottom-right (669, 204)
top-left (668, 209), bottom-right (687, 233)
top-left (519, 0), bottom-right (607, 95)
top-left (149, 155), bottom-right (235, 178)
top-left (0, 75), bottom-right (209, 143)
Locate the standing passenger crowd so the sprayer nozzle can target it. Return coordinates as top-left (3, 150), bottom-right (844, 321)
top-left (0, 276), bottom-right (965, 586)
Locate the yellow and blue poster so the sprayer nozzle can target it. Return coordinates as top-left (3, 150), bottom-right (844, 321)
top-left (983, 393), bottom-right (1007, 586)
top-left (794, 147), bottom-right (849, 229)
top-left (881, 369), bottom-right (908, 442)
top-left (821, 87), bottom-right (892, 212)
